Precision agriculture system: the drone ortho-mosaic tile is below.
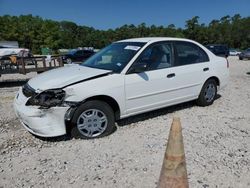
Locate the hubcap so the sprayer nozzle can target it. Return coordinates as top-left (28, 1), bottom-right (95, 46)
top-left (77, 109), bottom-right (107, 138)
top-left (204, 83), bottom-right (216, 102)
top-left (66, 58), bottom-right (72, 64)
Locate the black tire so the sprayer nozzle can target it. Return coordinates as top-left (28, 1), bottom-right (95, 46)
top-left (239, 57), bottom-right (243, 60)
top-left (70, 100), bottom-right (116, 139)
top-left (196, 79), bottom-right (217, 106)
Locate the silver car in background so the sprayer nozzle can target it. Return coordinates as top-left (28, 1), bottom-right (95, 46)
top-left (239, 48), bottom-right (250, 60)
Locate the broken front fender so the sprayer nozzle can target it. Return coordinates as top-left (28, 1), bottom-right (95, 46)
top-left (14, 88), bottom-right (69, 137)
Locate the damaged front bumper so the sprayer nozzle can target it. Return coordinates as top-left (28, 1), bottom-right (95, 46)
top-left (14, 88), bottom-right (70, 137)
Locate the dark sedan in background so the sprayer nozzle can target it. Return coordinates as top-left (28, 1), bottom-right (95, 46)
top-left (239, 48), bottom-right (250, 60)
top-left (62, 49), bottom-right (95, 64)
top-left (205, 44), bottom-right (229, 57)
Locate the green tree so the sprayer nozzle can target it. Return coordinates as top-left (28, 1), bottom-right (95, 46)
top-left (0, 14), bottom-right (250, 53)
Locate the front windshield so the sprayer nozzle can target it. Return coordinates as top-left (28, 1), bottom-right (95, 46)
top-left (81, 42), bottom-right (146, 73)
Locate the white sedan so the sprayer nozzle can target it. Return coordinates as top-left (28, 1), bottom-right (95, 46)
top-left (229, 49), bottom-right (241, 56)
top-left (14, 37), bottom-right (229, 139)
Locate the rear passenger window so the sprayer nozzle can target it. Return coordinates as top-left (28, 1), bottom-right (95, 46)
top-left (174, 41), bottom-right (209, 66)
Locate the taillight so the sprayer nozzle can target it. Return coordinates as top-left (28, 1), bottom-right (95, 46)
top-left (226, 58), bottom-right (229, 68)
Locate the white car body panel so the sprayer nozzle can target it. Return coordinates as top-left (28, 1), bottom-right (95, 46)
top-left (14, 37), bottom-right (229, 137)
top-left (229, 51), bottom-right (241, 56)
top-left (28, 65), bottom-right (111, 91)
top-left (64, 74), bottom-right (126, 116)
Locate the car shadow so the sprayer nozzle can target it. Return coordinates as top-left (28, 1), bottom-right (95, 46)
top-left (0, 79), bottom-right (28, 88)
top-left (117, 94), bottom-right (221, 127)
top-left (33, 133), bottom-right (72, 142)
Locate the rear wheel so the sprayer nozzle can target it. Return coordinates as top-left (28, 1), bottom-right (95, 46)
top-left (239, 57), bottom-right (243, 60)
top-left (197, 79), bottom-right (217, 106)
top-left (70, 100), bottom-right (116, 139)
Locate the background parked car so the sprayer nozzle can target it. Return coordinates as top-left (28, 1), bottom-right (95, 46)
top-left (229, 48), bottom-right (241, 56)
top-left (62, 49), bottom-right (95, 64)
top-left (239, 48), bottom-right (250, 60)
top-left (205, 44), bottom-right (229, 57)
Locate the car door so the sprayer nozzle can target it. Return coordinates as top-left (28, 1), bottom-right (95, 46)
top-left (124, 41), bottom-right (210, 115)
top-left (124, 42), bottom-right (180, 115)
top-left (172, 41), bottom-right (211, 98)
top-left (75, 50), bottom-right (84, 61)
top-left (82, 50), bottom-right (94, 61)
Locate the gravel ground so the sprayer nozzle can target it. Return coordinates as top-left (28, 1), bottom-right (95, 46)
top-left (0, 56), bottom-right (250, 188)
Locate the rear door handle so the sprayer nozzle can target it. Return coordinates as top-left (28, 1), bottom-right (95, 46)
top-left (203, 67), bottom-right (209, 72)
top-left (167, 73), bottom-right (175, 78)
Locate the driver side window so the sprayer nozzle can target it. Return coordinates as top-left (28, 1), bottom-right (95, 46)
top-left (131, 42), bottom-right (173, 73)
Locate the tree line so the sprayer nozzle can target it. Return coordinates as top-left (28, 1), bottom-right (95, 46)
top-left (0, 14), bottom-right (249, 54)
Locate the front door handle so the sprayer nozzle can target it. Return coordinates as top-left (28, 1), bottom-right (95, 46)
top-left (203, 67), bottom-right (209, 72)
top-left (167, 73), bottom-right (175, 78)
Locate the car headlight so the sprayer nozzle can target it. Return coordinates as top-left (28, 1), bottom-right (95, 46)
top-left (26, 89), bottom-right (65, 108)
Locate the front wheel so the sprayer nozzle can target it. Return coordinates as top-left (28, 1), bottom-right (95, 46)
top-left (197, 79), bottom-right (217, 106)
top-left (66, 58), bottom-right (72, 64)
top-left (70, 100), bottom-right (116, 139)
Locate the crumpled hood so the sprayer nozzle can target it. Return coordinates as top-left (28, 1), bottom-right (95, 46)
top-left (28, 65), bottom-right (111, 91)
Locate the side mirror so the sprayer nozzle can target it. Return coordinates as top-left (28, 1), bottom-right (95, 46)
top-left (129, 62), bottom-right (148, 74)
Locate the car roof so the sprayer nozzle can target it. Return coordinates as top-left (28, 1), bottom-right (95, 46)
top-left (117, 37), bottom-right (196, 43)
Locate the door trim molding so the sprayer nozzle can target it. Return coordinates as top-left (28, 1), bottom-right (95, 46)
top-left (127, 82), bottom-right (201, 100)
